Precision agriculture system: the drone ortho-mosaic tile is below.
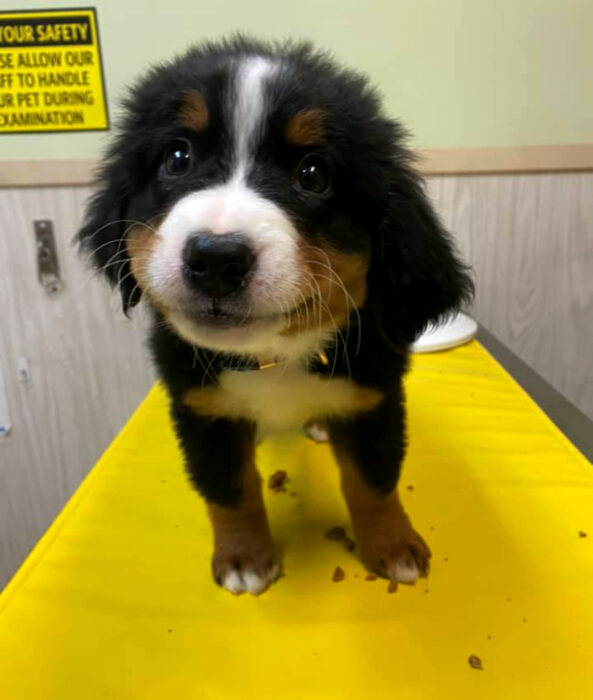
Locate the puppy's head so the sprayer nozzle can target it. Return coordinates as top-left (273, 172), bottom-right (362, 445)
top-left (78, 38), bottom-right (472, 355)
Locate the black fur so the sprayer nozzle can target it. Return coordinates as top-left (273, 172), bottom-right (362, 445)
top-left (78, 37), bottom-right (473, 507)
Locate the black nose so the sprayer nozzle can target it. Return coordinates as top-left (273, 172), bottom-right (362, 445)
top-left (182, 232), bottom-right (255, 298)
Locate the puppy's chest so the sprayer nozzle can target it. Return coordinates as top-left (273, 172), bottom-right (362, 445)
top-left (185, 365), bottom-right (381, 430)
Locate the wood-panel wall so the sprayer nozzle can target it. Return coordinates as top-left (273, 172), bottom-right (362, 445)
top-left (0, 187), bottom-right (154, 588)
top-left (427, 172), bottom-right (593, 421)
top-left (0, 172), bottom-right (591, 586)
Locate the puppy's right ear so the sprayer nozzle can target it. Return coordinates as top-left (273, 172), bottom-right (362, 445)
top-left (76, 161), bottom-right (142, 315)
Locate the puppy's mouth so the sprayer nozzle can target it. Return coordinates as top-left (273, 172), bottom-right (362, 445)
top-left (184, 297), bottom-right (313, 331)
top-left (190, 304), bottom-right (254, 329)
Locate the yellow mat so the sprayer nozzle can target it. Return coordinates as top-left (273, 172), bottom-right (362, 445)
top-left (1, 341), bottom-right (592, 698)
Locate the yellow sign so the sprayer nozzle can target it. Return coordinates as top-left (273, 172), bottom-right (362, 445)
top-left (0, 8), bottom-right (108, 133)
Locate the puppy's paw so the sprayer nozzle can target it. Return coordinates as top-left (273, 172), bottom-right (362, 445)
top-left (212, 545), bottom-right (281, 595)
top-left (358, 525), bottom-right (431, 584)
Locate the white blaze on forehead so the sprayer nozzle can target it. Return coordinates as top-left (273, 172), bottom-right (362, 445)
top-left (231, 56), bottom-right (277, 180)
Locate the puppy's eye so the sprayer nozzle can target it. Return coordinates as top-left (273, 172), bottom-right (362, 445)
top-left (296, 155), bottom-right (331, 194)
top-left (163, 139), bottom-right (192, 177)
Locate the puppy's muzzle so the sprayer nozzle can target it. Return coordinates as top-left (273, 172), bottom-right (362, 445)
top-left (182, 231), bottom-right (256, 298)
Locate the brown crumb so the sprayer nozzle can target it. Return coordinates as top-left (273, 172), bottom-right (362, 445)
top-left (167, 629), bottom-right (172, 634)
top-left (343, 537), bottom-right (356, 552)
top-left (444, 557), bottom-right (448, 562)
top-left (365, 574), bottom-right (378, 581)
top-left (424, 589), bottom-right (429, 594)
top-left (388, 579), bottom-right (399, 594)
top-left (429, 526), bottom-right (435, 531)
top-left (507, 598), bottom-right (512, 602)
top-left (325, 526), bottom-right (347, 541)
top-left (332, 566), bottom-right (345, 582)
top-left (406, 485), bottom-right (414, 491)
top-left (522, 618), bottom-right (527, 623)
top-left (289, 492), bottom-right (297, 497)
top-left (268, 470), bottom-right (289, 492)
top-left (468, 655), bottom-right (483, 670)
top-left (487, 636), bottom-right (492, 640)
top-left (579, 531), bottom-right (587, 538)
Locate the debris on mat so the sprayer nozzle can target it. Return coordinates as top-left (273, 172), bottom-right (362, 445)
top-left (268, 470), bottom-right (289, 493)
top-left (468, 655), bottom-right (483, 670)
top-left (579, 531), bottom-right (587, 538)
top-left (325, 526), bottom-right (347, 541)
top-left (365, 574), bottom-right (378, 581)
top-left (388, 580), bottom-right (399, 594)
top-left (332, 566), bottom-right (345, 582)
top-left (325, 526), bottom-right (356, 551)
top-left (343, 537), bottom-right (356, 552)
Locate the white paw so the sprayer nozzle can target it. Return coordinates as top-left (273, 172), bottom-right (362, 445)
top-left (220, 563), bottom-right (281, 595)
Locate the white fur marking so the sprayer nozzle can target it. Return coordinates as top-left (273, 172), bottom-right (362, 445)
top-left (305, 422), bottom-right (330, 443)
top-left (243, 569), bottom-right (268, 595)
top-left (220, 563), bottom-right (280, 595)
top-left (214, 364), bottom-right (378, 431)
top-left (391, 559), bottom-right (420, 584)
top-left (151, 181), bottom-right (304, 352)
top-left (268, 563), bottom-right (281, 582)
top-left (222, 570), bottom-right (244, 595)
top-left (232, 56), bottom-right (276, 180)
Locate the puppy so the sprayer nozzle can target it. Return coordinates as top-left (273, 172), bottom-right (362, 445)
top-left (78, 38), bottom-right (473, 595)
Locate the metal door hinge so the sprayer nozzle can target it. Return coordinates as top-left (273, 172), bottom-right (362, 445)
top-left (35, 220), bottom-right (63, 296)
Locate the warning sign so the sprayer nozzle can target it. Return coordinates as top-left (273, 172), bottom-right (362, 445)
top-left (0, 8), bottom-right (108, 133)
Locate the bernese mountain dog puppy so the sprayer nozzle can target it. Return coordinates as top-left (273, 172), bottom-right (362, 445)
top-left (78, 38), bottom-right (473, 595)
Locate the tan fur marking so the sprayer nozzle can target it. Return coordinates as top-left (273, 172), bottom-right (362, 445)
top-left (285, 109), bottom-right (326, 146)
top-left (125, 223), bottom-right (167, 311)
top-left (282, 243), bottom-right (369, 338)
top-left (179, 89), bottom-right (209, 131)
top-left (126, 224), bottom-right (155, 287)
top-left (333, 449), bottom-right (431, 580)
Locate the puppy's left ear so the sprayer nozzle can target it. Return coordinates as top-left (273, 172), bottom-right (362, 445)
top-left (368, 165), bottom-right (474, 345)
top-left (76, 162), bottom-right (142, 315)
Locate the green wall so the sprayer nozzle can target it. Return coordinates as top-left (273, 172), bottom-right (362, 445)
top-left (1, 0), bottom-right (591, 160)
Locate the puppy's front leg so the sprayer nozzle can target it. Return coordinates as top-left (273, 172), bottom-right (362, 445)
top-left (328, 398), bottom-right (431, 583)
top-left (172, 405), bottom-right (279, 595)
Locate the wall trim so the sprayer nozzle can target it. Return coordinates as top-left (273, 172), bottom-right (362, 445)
top-left (419, 144), bottom-right (593, 175)
top-left (0, 159), bottom-right (97, 187)
top-left (0, 144), bottom-right (592, 187)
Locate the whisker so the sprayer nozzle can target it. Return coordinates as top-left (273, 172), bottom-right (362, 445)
top-left (202, 350), bottom-right (221, 389)
top-left (303, 260), bottom-right (363, 358)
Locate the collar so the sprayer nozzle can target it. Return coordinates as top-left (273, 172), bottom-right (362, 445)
top-left (214, 349), bottom-right (331, 374)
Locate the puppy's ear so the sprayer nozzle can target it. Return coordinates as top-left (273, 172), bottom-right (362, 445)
top-left (368, 166), bottom-right (474, 345)
top-left (76, 163), bottom-right (142, 315)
